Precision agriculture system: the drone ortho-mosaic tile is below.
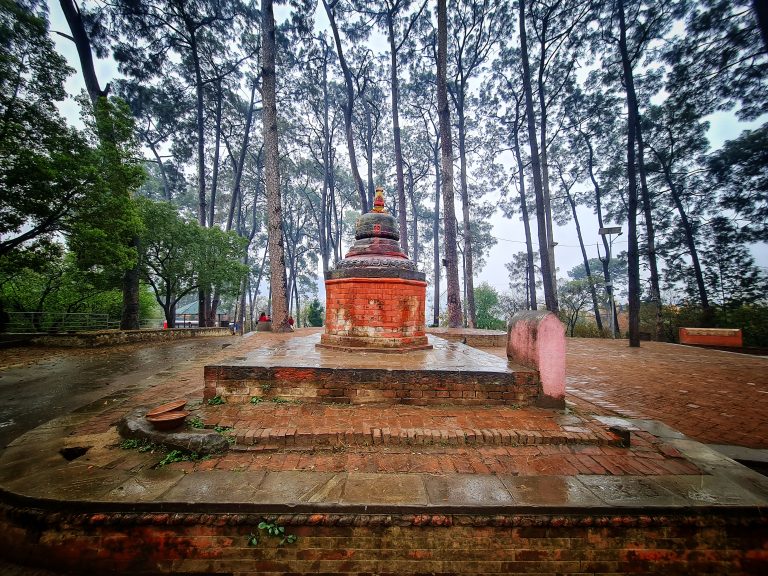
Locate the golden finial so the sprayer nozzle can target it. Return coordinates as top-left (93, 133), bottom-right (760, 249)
top-left (372, 186), bottom-right (387, 213)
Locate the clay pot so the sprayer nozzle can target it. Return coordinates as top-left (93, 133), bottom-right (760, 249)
top-left (145, 410), bottom-right (190, 431)
top-left (146, 399), bottom-right (187, 417)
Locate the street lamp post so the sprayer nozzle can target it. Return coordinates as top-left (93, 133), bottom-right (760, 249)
top-left (599, 227), bottom-right (622, 339)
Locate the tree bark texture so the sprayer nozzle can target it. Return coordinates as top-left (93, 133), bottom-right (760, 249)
top-left (584, 131), bottom-right (619, 335)
top-left (323, 0), bottom-right (368, 213)
top-left (59, 0), bottom-right (108, 105)
top-left (120, 238), bottom-right (141, 330)
top-left (634, 119), bottom-right (662, 339)
top-left (536, 33), bottom-right (557, 294)
top-left (262, 0), bottom-right (291, 332)
top-left (511, 95), bottom-right (537, 310)
top-left (189, 32), bottom-right (207, 227)
top-left (388, 11), bottom-right (409, 256)
top-left (432, 139), bottom-right (441, 326)
top-left (437, 0), bottom-right (463, 328)
top-left (519, 0), bottom-right (558, 313)
top-left (654, 151), bottom-right (710, 312)
top-left (208, 79), bottom-right (223, 228)
top-left (564, 185), bottom-right (603, 332)
top-left (456, 107), bottom-right (477, 327)
top-left (618, 0), bottom-right (641, 347)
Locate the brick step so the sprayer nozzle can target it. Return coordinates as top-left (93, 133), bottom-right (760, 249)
top-left (219, 424), bottom-right (622, 452)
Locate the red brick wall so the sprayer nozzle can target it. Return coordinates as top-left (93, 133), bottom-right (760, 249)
top-left (324, 278), bottom-right (427, 341)
top-left (1, 506), bottom-right (765, 575)
top-left (204, 363), bottom-right (538, 406)
top-left (679, 327), bottom-right (743, 347)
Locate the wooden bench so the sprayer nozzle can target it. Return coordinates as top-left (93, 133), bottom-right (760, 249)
top-left (679, 327), bottom-right (742, 348)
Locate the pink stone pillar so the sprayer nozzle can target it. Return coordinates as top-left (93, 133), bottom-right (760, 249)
top-left (507, 311), bottom-right (566, 409)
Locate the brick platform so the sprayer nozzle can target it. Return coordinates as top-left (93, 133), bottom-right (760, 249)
top-left (204, 333), bottom-right (540, 406)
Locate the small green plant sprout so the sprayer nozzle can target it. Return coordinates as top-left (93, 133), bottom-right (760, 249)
top-left (247, 520), bottom-right (298, 546)
top-left (187, 416), bottom-right (205, 429)
top-left (157, 449), bottom-right (201, 467)
top-left (214, 425), bottom-right (236, 445)
top-left (119, 438), bottom-right (158, 453)
top-left (250, 396), bottom-right (263, 405)
top-left (260, 383), bottom-right (272, 392)
top-left (207, 395), bottom-right (225, 406)
top-left (271, 397), bottom-right (290, 404)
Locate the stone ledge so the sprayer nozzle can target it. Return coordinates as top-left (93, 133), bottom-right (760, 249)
top-left (118, 409), bottom-right (230, 455)
top-left (27, 327), bottom-right (232, 348)
top-left (227, 425), bottom-right (622, 451)
top-left (2, 500), bottom-right (765, 529)
top-left (427, 327), bottom-right (507, 347)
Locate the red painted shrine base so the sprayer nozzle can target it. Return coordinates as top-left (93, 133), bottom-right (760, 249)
top-left (320, 277), bottom-right (431, 352)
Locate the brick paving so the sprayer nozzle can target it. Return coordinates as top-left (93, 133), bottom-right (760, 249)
top-left (158, 331), bottom-right (706, 478)
top-left (15, 330), bottom-right (764, 477)
top-left (204, 404), bottom-right (618, 449)
top-left (180, 433), bottom-right (699, 477)
top-left (562, 340), bottom-right (766, 449)
top-left (484, 340), bottom-right (768, 449)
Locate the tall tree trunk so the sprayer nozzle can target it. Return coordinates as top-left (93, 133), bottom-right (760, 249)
top-left (365, 104), bottom-right (375, 211)
top-left (635, 121), bottom-right (662, 339)
top-left (654, 150), bottom-right (710, 313)
top-left (208, 79), bottom-right (223, 227)
top-left (189, 36), bottom-right (207, 227)
top-left (208, 82), bottom-right (224, 322)
top-left (563, 184), bottom-right (603, 331)
top-left (60, 0), bottom-right (140, 329)
top-left (320, 46), bottom-right (331, 274)
top-left (227, 81), bottom-right (257, 231)
top-left (519, 0), bottom-right (558, 313)
top-left (323, 0), bottom-right (368, 213)
top-left (583, 131), bottom-right (619, 335)
top-left (511, 97), bottom-right (537, 310)
top-left (388, 12), bottom-right (409, 255)
top-left (536, 31), bottom-right (557, 293)
top-left (618, 0), bottom-right (641, 347)
top-left (437, 0), bottom-right (463, 328)
top-left (432, 138), bottom-right (441, 326)
top-left (262, 0), bottom-right (290, 332)
top-left (407, 164), bottom-right (418, 265)
top-left (148, 143), bottom-right (171, 201)
top-left (59, 0), bottom-right (108, 104)
top-left (121, 254), bottom-right (140, 330)
top-left (753, 0), bottom-right (768, 51)
top-left (456, 105), bottom-right (477, 327)
top-left (189, 27), bottom-right (210, 328)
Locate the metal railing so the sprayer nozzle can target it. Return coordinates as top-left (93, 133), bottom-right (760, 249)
top-left (3, 312), bottom-right (228, 333)
top-left (4, 312), bottom-right (114, 333)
